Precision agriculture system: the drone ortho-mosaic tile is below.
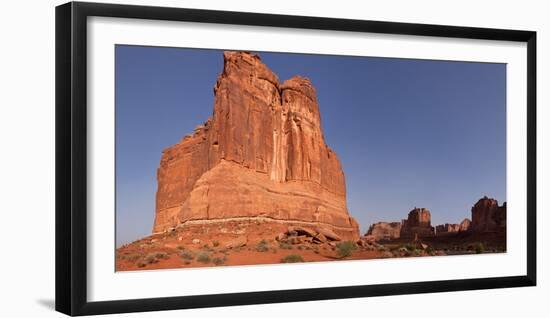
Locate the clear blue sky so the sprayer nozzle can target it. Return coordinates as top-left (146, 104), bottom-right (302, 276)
top-left (116, 45), bottom-right (506, 247)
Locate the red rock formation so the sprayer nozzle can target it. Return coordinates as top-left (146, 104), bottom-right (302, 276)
top-left (435, 223), bottom-right (460, 235)
top-left (400, 208), bottom-right (435, 238)
top-left (459, 218), bottom-right (471, 232)
top-left (153, 51), bottom-right (359, 240)
top-left (471, 196), bottom-right (506, 233)
top-left (366, 222), bottom-right (402, 241)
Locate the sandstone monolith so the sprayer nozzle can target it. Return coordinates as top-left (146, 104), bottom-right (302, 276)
top-left (153, 51), bottom-right (359, 240)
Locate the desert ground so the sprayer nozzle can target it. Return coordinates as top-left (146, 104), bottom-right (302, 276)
top-left (116, 219), bottom-right (505, 271)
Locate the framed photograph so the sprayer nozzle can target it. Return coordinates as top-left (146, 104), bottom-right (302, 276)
top-left (55, 1), bottom-right (536, 316)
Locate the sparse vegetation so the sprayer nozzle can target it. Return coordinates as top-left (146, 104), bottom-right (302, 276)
top-left (145, 255), bottom-right (159, 264)
top-left (179, 250), bottom-right (195, 261)
top-left (278, 242), bottom-right (293, 250)
top-left (281, 254), bottom-right (304, 263)
top-left (157, 252), bottom-right (169, 259)
top-left (212, 256), bottom-right (227, 266)
top-left (256, 239), bottom-right (270, 252)
top-left (336, 241), bottom-right (358, 258)
top-left (475, 242), bottom-right (485, 254)
top-left (145, 252), bottom-right (168, 264)
top-left (212, 240), bottom-right (220, 247)
top-left (404, 244), bottom-right (416, 252)
top-left (137, 261), bottom-right (146, 268)
top-left (196, 252), bottom-right (211, 263)
top-left (119, 253), bottom-right (142, 262)
top-left (426, 246), bottom-right (435, 255)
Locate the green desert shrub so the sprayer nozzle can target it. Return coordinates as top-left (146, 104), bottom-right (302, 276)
top-left (281, 254), bottom-right (304, 263)
top-left (475, 242), bottom-right (485, 254)
top-left (426, 246), bottom-right (435, 255)
top-left (145, 255), bottom-right (158, 264)
top-left (196, 252), bottom-right (211, 264)
top-left (212, 256), bottom-right (227, 266)
top-left (278, 242), bottom-right (293, 250)
top-left (120, 253), bottom-right (142, 262)
top-left (336, 241), bottom-right (358, 258)
top-left (156, 252), bottom-right (169, 259)
top-left (256, 239), bottom-right (270, 252)
top-left (145, 252), bottom-right (168, 264)
top-left (130, 254), bottom-right (143, 262)
top-left (179, 250), bottom-right (195, 261)
top-left (404, 244), bottom-right (416, 252)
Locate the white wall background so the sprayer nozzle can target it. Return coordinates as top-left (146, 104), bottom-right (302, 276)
top-left (0, 0), bottom-right (546, 317)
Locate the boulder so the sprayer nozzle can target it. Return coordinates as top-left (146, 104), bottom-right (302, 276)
top-left (275, 233), bottom-right (287, 241)
top-left (288, 236), bottom-right (301, 245)
top-left (224, 236), bottom-right (248, 249)
top-left (313, 233), bottom-right (328, 243)
top-left (316, 227), bottom-right (342, 241)
top-left (287, 226), bottom-right (317, 237)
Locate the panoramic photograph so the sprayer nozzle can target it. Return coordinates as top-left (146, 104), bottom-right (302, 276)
top-left (115, 46), bottom-right (506, 271)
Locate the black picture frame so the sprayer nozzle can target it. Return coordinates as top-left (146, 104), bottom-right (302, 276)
top-left (55, 1), bottom-right (537, 316)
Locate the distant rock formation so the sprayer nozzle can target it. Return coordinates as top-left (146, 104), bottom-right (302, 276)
top-left (153, 51), bottom-right (359, 240)
top-left (470, 196), bottom-right (506, 233)
top-left (364, 197), bottom-right (504, 242)
top-left (400, 208), bottom-right (435, 238)
top-left (435, 223), bottom-right (460, 235)
top-left (366, 222), bottom-right (402, 241)
top-left (435, 218), bottom-right (471, 235)
top-left (459, 218), bottom-right (471, 232)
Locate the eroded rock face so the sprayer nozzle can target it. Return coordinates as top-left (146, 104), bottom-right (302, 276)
top-left (366, 222), bottom-right (402, 241)
top-left (401, 208), bottom-right (435, 238)
top-left (459, 218), bottom-right (471, 232)
top-left (435, 223), bottom-right (460, 235)
top-left (153, 51), bottom-right (359, 240)
top-left (471, 197), bottom-right (506, 233)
